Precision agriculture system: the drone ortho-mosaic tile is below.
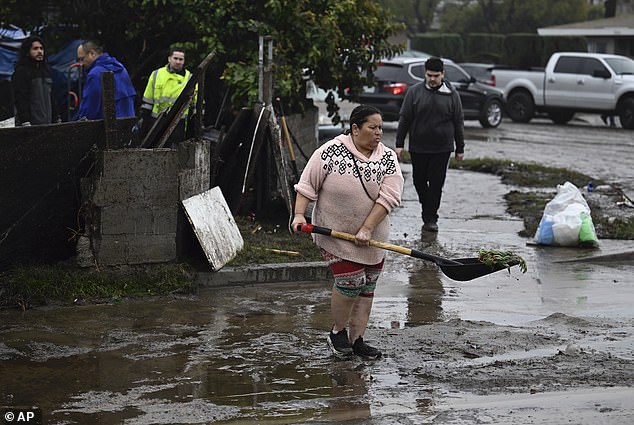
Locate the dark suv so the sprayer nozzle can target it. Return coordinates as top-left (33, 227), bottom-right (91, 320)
top-left (359, 57), bottom-right (504, 128)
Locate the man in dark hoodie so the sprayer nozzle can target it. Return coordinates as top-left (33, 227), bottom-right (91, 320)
top-left (394, 56), bottom-right (465, 233)
top-left (76, 40), bottom-right (135, 120)
top-left (11, 35), bottom-right (60, 126)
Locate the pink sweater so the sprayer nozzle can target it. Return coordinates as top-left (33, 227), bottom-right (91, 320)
top-left (295, 134), bottom-right (404, 264)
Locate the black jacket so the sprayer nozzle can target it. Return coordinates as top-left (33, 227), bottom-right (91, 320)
top-left (11, 58), bottom-right (59, 125)
top-left (395, 80), bottom-right (465, 154)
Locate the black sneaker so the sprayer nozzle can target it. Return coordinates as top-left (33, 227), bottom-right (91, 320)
top-left (352, 336), bottom-right (382, 360)
top-left (327, 329), bottom-right (353, 359)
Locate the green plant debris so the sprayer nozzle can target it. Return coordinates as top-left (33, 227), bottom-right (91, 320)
top-left (504, 190), bottom-right (550, 237)
top-left (478, 249), bottom-right (528, 274)
top-left (451, 158), bottom-right (602, 188)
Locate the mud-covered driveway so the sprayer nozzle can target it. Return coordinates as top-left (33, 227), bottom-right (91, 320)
top-left (1, 116), bottom-right (633, 424)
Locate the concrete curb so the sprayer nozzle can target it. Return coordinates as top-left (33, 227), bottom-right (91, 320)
top-left (195, 261), bottom-right (331, 287)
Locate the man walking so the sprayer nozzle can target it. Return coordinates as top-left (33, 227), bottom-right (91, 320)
top-left (394, 56), bottom-right (464, 232)
top-left (139, 47), bottom-right (195, 148)
top-left (76, 40), bottom-right (136, 120)
top-left (11, 35), bottom-right (60, 126)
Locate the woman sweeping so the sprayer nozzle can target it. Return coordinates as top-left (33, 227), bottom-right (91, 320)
top-left (292, 104), bottom-right (404, 359)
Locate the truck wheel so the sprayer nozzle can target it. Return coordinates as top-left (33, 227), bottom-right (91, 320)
top-left (506, 91), bottom-right (534, 123)
top-left (479, 98), bottom-right (503, 128)
top-left (548, 110), bottom-right (575, 124)
top-left (618, 98), bottom-right (634, 129)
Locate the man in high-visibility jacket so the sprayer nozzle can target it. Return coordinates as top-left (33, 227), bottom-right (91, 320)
top-left (139, 47), bottom-right (196, 148)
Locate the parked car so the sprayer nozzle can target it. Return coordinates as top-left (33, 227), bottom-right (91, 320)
top-left (359, 56), bottom-right (504, 128)
top-left (459, 62), bottom-right (496, 86)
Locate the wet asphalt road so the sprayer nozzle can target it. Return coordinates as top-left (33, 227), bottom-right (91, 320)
top-left (459, 115), bottom-right (634, 199)
top-left (1, 115), bottom-right (633, 424)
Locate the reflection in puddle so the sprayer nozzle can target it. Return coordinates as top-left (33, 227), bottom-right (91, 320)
top-left (372, 266), bottom-right (445, 329)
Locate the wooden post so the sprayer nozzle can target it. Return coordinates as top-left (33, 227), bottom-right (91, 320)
top-left (101, 71), bottom-right (117, 149)
top-left (193, 73), bottom-right (205, 139)
top-left (258, 35), bottom-right (273, 105)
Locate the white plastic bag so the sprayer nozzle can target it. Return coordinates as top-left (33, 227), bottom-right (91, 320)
top-left (533, 182), bottom-right (598, 247)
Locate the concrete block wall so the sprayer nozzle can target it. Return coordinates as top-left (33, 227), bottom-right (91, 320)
top-left (178, 139), bottom-right (211, 200)
top-left (84, 140), bottom-right (210, 266)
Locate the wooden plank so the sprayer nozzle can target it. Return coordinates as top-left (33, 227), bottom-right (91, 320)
top-left (209, 108), bottom-right (251, 189)
top-left (266, 104), bottom-right (294, 220)
top-left (101, 71), bottom-right (117, 149)
top-left (181, 186), bottom-right (244, 271)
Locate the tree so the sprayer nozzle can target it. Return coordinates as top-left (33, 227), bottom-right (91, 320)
top-left (379, 0), bottom-right (441, 34)
top-left (476, 0), bottom-right (502, 33)
top-left (199, 0), bottom-right (404, 108)
top-left (2, 0), bottom-right (403, 116)
top-left (440, 0), bottom-right (603, 34)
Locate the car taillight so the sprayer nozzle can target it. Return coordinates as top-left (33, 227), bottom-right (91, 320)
top-left (491, 74), bottom-right (496, 87)
top-left (382, 83), bottom-right (407, 95)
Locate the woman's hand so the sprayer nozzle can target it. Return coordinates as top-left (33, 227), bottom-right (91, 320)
top-left (355, 226), bottom-right (372, 246)
top-left (355, 203), bottom-right (388, 246)
top-left (291, 214), bottom-right (307, 234)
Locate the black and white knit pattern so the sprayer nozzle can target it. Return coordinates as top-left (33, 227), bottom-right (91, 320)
top-left (320, 143), bottom-right (398, 185)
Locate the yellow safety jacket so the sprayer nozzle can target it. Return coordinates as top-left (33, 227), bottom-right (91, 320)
top-left (141, 65), bottom-right (196, 119)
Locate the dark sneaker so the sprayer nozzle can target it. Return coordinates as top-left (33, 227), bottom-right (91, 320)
top-left (422, 222), bottom-right (438, 232)
top-left (352, 337), bottom-right (382, 360)
top-left (327, 329), bottom-right (353, 359)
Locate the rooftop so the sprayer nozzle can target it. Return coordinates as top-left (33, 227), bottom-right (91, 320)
top-left (538, 14), bottom-right (634, 36)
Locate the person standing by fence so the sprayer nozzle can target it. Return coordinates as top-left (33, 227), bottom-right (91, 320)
top-left (11, 35), bottom-right (60, 126)
top-left (138, 47), bottom-right (196, 147)
top-left (76, 40), bottom-right (135, 120)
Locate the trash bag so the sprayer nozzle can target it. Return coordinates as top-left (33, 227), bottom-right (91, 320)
top-left (533, 181), bottom-right (599, 247)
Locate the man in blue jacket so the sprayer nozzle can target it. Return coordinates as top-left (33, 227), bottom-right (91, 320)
top-left (76, 40), bottom-right (135, 120)
top-left (395, 56), bottom-right (465, 233)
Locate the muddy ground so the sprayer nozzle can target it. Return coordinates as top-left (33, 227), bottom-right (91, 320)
top-left (367, 313), bottom-right (633, 423)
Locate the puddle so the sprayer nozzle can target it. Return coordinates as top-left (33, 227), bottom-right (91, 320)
top-left (1, 285), bottom-right (434, 424)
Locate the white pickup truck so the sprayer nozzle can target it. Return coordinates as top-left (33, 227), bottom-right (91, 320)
top-left (491, 52), bottom-right (634, 129)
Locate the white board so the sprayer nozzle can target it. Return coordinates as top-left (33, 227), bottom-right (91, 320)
top-left (182, 187), bottom-right (244, 271)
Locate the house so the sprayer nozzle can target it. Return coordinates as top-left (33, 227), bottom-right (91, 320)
top-left (538, 13), bottom-right (634, 56)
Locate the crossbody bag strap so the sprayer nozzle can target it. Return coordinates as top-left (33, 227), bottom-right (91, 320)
top-left (346, 147), bottom-right (376, 201)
